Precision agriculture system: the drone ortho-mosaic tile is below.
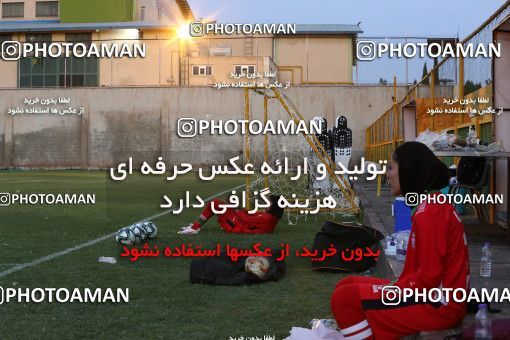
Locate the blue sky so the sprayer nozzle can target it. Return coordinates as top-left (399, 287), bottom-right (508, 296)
top-left (188, 0), bottom-right (505, 38)
top-left (187, 0), bottom-right (507, 83)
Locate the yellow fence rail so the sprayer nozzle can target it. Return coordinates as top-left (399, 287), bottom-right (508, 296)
top-left (365, 1), bottom-right (510, 162)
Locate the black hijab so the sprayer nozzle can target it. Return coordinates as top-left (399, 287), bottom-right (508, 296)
top-left (393, 142), bottom-right (449, 195)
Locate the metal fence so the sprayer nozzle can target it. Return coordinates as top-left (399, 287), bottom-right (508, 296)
top-left (365, 1), bottom-right (510, 162)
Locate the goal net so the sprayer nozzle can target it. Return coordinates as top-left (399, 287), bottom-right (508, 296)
top-left (243, 87), bottom-right (360, 224)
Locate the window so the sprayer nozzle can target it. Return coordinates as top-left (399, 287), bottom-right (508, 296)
top-left (23, 34), bottom-right (51, 58)
top-left (2, 2), bottom-right (24, 18)
top-left (63, 33), bottom-right (97, 87)
top-left (60, 56), bottom-right (98, 87)
top-left (0, 34), bottom-right (13, 53)
top-left (36, 1), bottom-right (58, 17)
top-left (26, 33), bottom-right (52, 43)
top-left (0, 34), bottom-right (12, 42)
top-left (192, 65), bottom-right (213, 76)
top-left (66, 32), bottom-right (92, 47)
top-left (19, 56), bottom-right (98, 88)
top-left (19, 33), bottom-right (98, 88)
top-left (20, 57), bottom-right (59, 88)
top-left (209, 46), bottom-right (231, 56)
top-left (234, 65), bottom-right (255, 76)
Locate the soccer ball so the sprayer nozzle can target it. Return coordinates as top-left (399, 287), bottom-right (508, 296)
top-left (130, 224), bottom-right (147, 244)
top-left (115, 228), bottom-right (136, 245)
top-left (245, 256), bottom-right (270, 278)
top-left (142, 221), bottom-right (157, 239)
top-left (138, 223), bottom-right (148, 239)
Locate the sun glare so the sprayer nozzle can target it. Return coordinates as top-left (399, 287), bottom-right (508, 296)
top-left (177, 22), bottom-right (191, 39)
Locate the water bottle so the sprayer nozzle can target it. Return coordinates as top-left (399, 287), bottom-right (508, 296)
top-left (475, 304), bottom-right (492, 339)
top-left (480, 242), bottom-right (492, 278)
top-left (309, 319), bottom-right (338, 330)
top-left (449, 176), bottom-right (458, 186)
top-left (384, 235), bottom-right (397, 257)
top-left (467, 126), bottom-right (478, 147)
top-left (396, 232), bottom-right (408, 261)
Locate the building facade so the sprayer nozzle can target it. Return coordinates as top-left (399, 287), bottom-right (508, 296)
top-left (0, 0), bottom-right (187, 22)
top-left (0, 0), bottom-right (362, 88)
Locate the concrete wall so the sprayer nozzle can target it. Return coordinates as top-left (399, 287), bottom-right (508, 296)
top-left (0, 51), bottom-right (18, 87)
top-left (99, 38), bottom-right (180, 87)
top-left (0, 85), bottom-right (409, 169)
top-left (98, 29), bottom-right (181, 87)
top-left (276, 36), bottom-right (353, 84)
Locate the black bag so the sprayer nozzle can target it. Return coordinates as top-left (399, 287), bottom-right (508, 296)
top-left (457, 157), bottom-right (486, 185)
top-left (311, 221), bottom-right (384, 272)
top-left (190, 251), bottom-right (286, 285)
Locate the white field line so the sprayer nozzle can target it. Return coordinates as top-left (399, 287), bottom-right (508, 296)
top-left (0, 179), bottom-right (47, 184)
top-left (0, 183), bottom-right (246, 279)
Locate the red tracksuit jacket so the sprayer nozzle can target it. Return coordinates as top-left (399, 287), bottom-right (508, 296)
top-left (395, 192), bottom-right (470, 321)
top-left (218, 209), bottom-right (279, 234)
top-left (331, 192), bottom-right (470, 339)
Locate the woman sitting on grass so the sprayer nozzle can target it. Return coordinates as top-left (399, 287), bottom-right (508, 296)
top-left (178, 194), bottom-right (284, 235)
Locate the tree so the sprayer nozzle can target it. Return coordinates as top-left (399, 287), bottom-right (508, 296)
top-left (421, 62), bottom-right (429, 85)
top-left (379, 78), bottom-right (388, 85)
top-left (463, 80), bottom-right (482, 95)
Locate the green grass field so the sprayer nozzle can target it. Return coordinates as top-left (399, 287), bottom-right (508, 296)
top-left (0, 170), bottom-right (361, 339)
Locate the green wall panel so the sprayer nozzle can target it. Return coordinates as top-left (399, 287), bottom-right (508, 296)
top-left (60, 0), bottom-right (134, 23)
